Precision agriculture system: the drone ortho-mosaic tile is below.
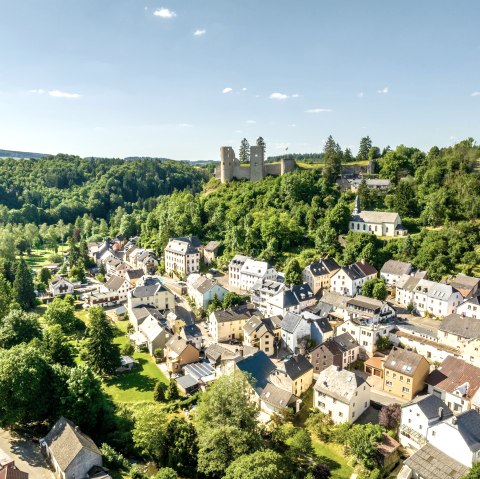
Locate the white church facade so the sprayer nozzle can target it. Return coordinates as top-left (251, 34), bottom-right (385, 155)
top-left (349, 196), bottom-right (407, 238)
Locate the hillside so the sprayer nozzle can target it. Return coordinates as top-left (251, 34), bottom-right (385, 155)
top-left (0, 148), bottom-right (47, 159)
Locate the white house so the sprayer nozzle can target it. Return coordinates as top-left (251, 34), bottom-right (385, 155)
top-left (250, 279), bottom-right (285, 312)
top-left (266, 284), bottom-right (315, 317)
top-left (314, 366), bottom-right (370, 424)
top-left (138, 315), bottom-right (167, 355)
top-left (281, 312), bottom-right (311, 353)
top-left (457, 293), bottom-right (480, 319)
top-left (330, 261), bottom-right (378, 297)
top-left (49, 277), bottom-right (74, 297)
top-left (380, 260), bottom-right (412, 286)
top-left (127, 277), bottom-right (174, 316)
top-left (349, 196), bottom-right (408, 237)
top-left (399, 394), bottom-right (453, 450)
top-left (187, 273), bottom-right (228, 309)
top-left (229, 256), bottom-right (277, 291)
top-left (104, 274), bottom-right (133, 302)
top-left (411, 279), bottom-right (463, 318)
top-left (164, 236), bottom-right (202, 276)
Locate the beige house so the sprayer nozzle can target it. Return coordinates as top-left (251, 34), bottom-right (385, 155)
top-left (209, 303), bottom-right (257, 343)
top-left (164, 236), bottom-right (202, 276)
top-left (243, 315), bottom-right (282, 356)
top-left (104, 274), bottom-right (133, 302)
top-left (127, 277), bottom-right (174, 314)
top-left (165, 336), bottom-right (200, 373)
top-left (269, 355), bottom-right (313, 397)
top-left (349, 196), bottom-right (407, 237)
top-left (383, 348), bottom-right (430, 401)
top-left (302, 258), bottom-right (340, 295)
top-left (203, 241), bottom-right (221, 265)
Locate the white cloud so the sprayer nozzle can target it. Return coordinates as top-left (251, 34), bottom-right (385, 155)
top-left (291, 93), bottom-right (300, 98)
top-left (377, 87), bottom-right (389, 94)
top-left (222, 87), bottom-right (233, 94)
top-left (246, 120), bottom-right (256, 124)
top-left (269, 92), bottom-right (288, 100)
top-left (144, 6), bottom-right (148, 11)
top-left (193, 29), bottom-right (206, 36)
top-left (29, 89), bottom-right (46, 94)
top-left (357, 92), bottom-right (364, 98)
top-left (471, 91), bottom-right (480, 97)
top-left (48, 90), bottom-right (81, 98)
top-left (242, 87), bottom-right (247, 91)
top-left (153, 8), bottom-right (176, 18)
top-left (305, 108), bottom-right (332, 113)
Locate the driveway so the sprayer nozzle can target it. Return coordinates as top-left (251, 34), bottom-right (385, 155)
top-left (0, 429), bottom-right (53, 479)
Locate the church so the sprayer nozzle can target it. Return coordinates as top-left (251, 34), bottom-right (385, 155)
top-left (349, 196), bottom-right (408, 237)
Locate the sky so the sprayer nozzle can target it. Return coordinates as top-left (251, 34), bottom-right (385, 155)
top-left (0, 0), bottom-right (479, 161)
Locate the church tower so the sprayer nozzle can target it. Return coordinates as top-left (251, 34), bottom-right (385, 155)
top-left (353, 195), bottom-right (361, 214)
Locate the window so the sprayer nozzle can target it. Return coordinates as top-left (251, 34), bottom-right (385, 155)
top-left (338, 412), bottom-right (343, 417)
top-left (402, 387), bottom-right (410, 393)
top-left (386, 380), bottom-right (393, 387)
top-left (318, 401), bottom-right (325, 408)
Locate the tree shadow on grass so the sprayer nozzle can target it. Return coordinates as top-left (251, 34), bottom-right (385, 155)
top-left (106, 358), bottom-right (157, 393)
top-left (316, 454), bottom-right (341, 472)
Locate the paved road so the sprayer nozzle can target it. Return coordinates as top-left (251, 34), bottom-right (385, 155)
top-left (174, 296), bottom-right (196, 326)
top-left (0, 430), bottom-right (53, 479)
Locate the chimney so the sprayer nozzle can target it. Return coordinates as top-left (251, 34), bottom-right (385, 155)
top-left (438, 407), bottom-right (443, 419)
top-left (452, 417), bottom-right (457, 426)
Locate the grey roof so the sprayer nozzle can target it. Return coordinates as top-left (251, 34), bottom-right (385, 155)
top-left (440, 313), bottom-right (480, 339)
top-left (205, 343), bottom-right (232, 362)
top-left (176, 374), bottom-right (199, 390)
top-left (166, 335), bottom-right (193, 355)
top-left (281, 312), bottom-right (304, 334)
top-left (236, 351), bottom-right (277, 394)
top-left (314, 365), bottom-right (367, 403)
top-left (105, 275), bottom-right (126, 291)
top-left (183, 362), bottom-right (215, 380)
top-left (43, 417), bottom-right (101, 472)
top-left (165, 236), bottom-right (201, 255)
top-left (230, 254), bottom-right (249, 267)
top-left (313, 317), bottom-right (333, 334)
top-left (346, 295), bottom-right (384, 312)
top-left (450, 273), bottom-right (480, 293)
top-left (125, 268), bottom-right (144, 280)
top-left (404, 394), bottom-right (453, 420)
top-left (352, 210), bottom-right (400, 224)
top-left (132, 278), bottom-right (166, 298)
top-left (453, 410), bottom-right (480, 452)
top-left (283, 354), bottom-right (313, 380)
top-left (318, 290), bottom-right (349, 309)
top-left (251, 279), bottom-right (285, 295)
top-left (260, 383), bottom-right (297, 409)
top-left (291, 283), bottom-right (314, 302)
top-left (333, 332), bottom-right (359, 352)
top-left (397, 275), bottom-right (422, 291)
top-left (403, 444), bottom-right (469, 479)
top-left (384, 348), bottom-right (427, 376)
top-left (312, 301), bottom-right (334, 318)
top-left (182, 323), bottom-right (202, 339)
top-left (342, 261), bottom-right (378, 280)
top-left (305, 258), bottom-right (340, 277)
top-left (130, 306), bottom-right (164, 322)
top-left (204, 240), bottom-right (220, 252)
top-left (212, 303), bottom-right (257, 323)
top-left (381, 260), bottom-right (412, 276)
top-left (191, 275), bottom-right (225, 295)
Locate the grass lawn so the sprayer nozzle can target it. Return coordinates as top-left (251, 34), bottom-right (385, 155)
top-left (104, 319), bottom-right (168, 403)
top-left (313, 439), bottom-right (353, 479)
top-left (22, 247), bottom-right (60, 270)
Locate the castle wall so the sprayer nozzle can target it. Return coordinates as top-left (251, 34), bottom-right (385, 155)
top-left (232, 165), bottom-right (251, 180)
top-left (249, 145), bottom-right (265, 182)
top-left (220, 146), bottom-right (236, 182)
top-left (281, 158), bottom-right (296, 175)
top-left (264, 163), bottom-right (282, 176)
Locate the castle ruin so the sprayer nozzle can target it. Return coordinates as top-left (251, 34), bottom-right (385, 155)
top-left (214, 145), bottom-right (297, 183)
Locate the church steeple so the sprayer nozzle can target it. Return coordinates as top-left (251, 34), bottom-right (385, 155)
top-left (353, 195), bottom-right (361, 214)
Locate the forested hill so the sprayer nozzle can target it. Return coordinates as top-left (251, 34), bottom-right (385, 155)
top-left (0, 148), bottom-right (46, 159)
top-left (0, 154), bottom-right (208, 224)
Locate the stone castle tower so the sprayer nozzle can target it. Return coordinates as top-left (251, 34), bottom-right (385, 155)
top-left (216, 144), bottom-right (297, 183)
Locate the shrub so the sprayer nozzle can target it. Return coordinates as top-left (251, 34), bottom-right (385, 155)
top-left (100, 443), bottom-right (129, 469)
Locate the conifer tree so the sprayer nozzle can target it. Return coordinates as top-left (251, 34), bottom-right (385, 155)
top-left (12, 259), bottom-right (36, 310)
top-left (256, 136), bottom-right (266, 156)
top-left (322, 135), bottom-right (342, 185)
top-left (239, 138), bottom-right (250, 163)
top-left (357, 136), bottom-right (372, 161)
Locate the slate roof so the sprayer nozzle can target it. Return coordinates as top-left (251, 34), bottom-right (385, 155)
top-left (105, 275), bottom-right (126, 291)
top-left (333, 332), bottom-right (359, 352)
top-left (182, 323), bottom-right (202, 339)
top-left (404, 394), bottom-right (453, 420)
top-left (341, 261), bottom-right (378, 281)
top-left (138, 316), bottom-right (164, 342)
top-left (251, 279), bottom-right (285, 295)
top-left (190, 275), bottom-right (224, 295)
top-left (176, 374), bottom-right (199, 390)
top-left (230, 254), bottom-right (249, 267)
top-left (403, 444), bottom-right (469, 479)
top-left (130, 306), bottom-right (164, 323)
top-left (346, 295), bottom-right (384, 312)
top-left (383, 348), bottom-right (427, 377)
top-left (440, 313), bottom-right (480, 339)
top-left (125, 268), bottom-right (144, 281)
top-left (43, 417), bottom-right (101, 472)
top-left (166, 336), bottom-right (191, 356)
top-left (397, 275), bottom-right (421, 292)
top-left (131, 278), bottom-right (166, 298)
top-left (318, 290), bottom-right (349, 309)
top-left (426, 356), bottom-right (480, 401)
top-left (241, 259), bottom-right (274, 277)
top-left (313, 317), bottom-right (333, 334)
top-left (260, 383), bottom-right (297, 409)
top-left (305, 258), bottom-right (340, 277)
top-left (204, 241), bottom-right (220, 252)
top-left (291, 283), bottom-right (314, 302)
top-left (236, 351), bottom-right (277, 394)
top-left (314, 366), bottom-right (367, 403)
top-left (243, 315), bottom-right (281, 336)
top-left (283, 354), bottom-right (313, 380)
top-left (281, 312), bottom-right (304, 334)
top-left (381, 260), bottom-right (412, 276)
top-left (204, 343), bottom-right (232, 362)
top-left (211, 303), bottom-right (257, 323)
top-left (165, 237), bottom-right (201, 255)
top-left (352, 210), bottom-right (400, 224)
top-left (452, 410), bottom-right (480, 452)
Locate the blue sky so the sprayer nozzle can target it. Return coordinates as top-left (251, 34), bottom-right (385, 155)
top-left (0, 0), bottom-right (479, 160)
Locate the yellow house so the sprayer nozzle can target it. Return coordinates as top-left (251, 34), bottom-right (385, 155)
top-left (243, 315), bottom-right (282, 356)
top-left (165, 335), bottom-right (199, 374)
top-left (383, 348), bottom-right (430, 400)
top-left (269, 354), bottom-right (314, 397)
top-left (209, 303), bottom-right (257, 343)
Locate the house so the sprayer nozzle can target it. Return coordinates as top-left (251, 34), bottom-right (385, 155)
top-left (209, 303), bottom-right (257, 343)
top-left (399, 443), bottom-right (470, 479)
top-left (313, 366), bottom-right (371, 424)
top-left (457, 293), bottom-right (480, 319)
top-left (0, 449), bottom-right (28, 479)
top-left (438, 314), bottom-right (480, 366)
top-left (352, 178), bottom-right (392, 192)
top-left (426, 410), bottom-right (480, 467)
top-left (377, 433), bottom-right (401, 475)
top-left (41, 417), bottom-right (104, 479)
top-left (426, 356), bottom-right (480, 414)
top-left (127, 277), bottom-right (174, 314)
top-left (138, 315), bottom-right (167, 355)
top-left (180, 323), bottom-right (203, 350)
top-left (250, 279), bottom-right (286, 312)
top-left (396, 278), bottom-right (463, 318)
top-left (259, 383), bottom-right (301, 417)
top-left (104, 275), bottom-right (133, 302)
top-left (281, 312), bottom-right (311, 353)
top-left (203, 241), bottom-right (221, 265)
top-left (266, 284), bottom-right (315, 317)
top-left (399, 394), bottom-right (453, 450)
top-left (175, 374), bottom-right (199, 395)
top-left (349, 195), bottom-right (408, 237)
top-left (383, 348), bottom-right (430, 400)
top-left (164, 335), bottom-right (200, 373)
top-left (229, 256), bottom-right (277, 291)
top-left (344, 295), bottom-right (396, 323)
top-left (243, 315), bottom-right (282, 356)
top-left (380, 260), bottom-right (412, 286)
top-left (269, 354), bottom-right (313, 397)
top-left (133, 249), bottom-right (158, 275)
top-left (129, 305), bottom-right (164, 331)
top-left (315, 290), bottom-right (349, 320)
top-left (116, 355), bottom-right (137, 372)
top-left (309, 333), bottom-right (360, 376)
top-left (186, 274), bottom-right (228, 309)
top-left (307, 314), bottom-right (334, 345)
top-left (330, 261), bottom-right (378, 297)
top-left (104, 256), bottom-right (128, 277)
top-left (302, 258), bottom-right (340, 295)
top-left (49, 277), bottom-right (74, 297)
top-left (125, 268), bottom-right (144, 286)
top-left (164, 236), bottom-right (202, 276)
top-left (449, 273), bottom-right (480, 299)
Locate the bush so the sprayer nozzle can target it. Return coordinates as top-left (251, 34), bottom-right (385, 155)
top-left (100, 443), bottom-right (129, 469)
top-left (129, 464), bottom-right (147, 479)
top-left (121, 342), bottom-right (135, 356)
